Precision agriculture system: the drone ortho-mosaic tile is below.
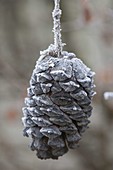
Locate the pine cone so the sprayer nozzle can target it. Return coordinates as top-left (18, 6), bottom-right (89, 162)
top-left (22, 46), bottom-right (96, 159)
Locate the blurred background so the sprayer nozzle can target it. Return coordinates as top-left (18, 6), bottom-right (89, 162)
top-left (0, 0), bottom-right (113, 170)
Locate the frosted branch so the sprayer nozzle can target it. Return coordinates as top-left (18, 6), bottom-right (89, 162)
top-left (52, 0), bottom-right (63, 57)
top-left (104, 92), bottom-right (113, 100)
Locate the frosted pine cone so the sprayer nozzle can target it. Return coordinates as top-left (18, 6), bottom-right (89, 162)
top-left (22, 45), bottom-right (96, 159)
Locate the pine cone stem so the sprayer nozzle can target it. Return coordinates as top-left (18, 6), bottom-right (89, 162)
top-left (52, 0), bottom-right (62, 57)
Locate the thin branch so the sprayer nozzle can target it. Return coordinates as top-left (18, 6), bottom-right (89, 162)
top-left (52, 0), bottom-right (62, 57)
top-left (104, 92), bottom-right (113, 100)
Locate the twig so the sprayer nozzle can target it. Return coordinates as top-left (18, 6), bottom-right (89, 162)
top-left (52, 0), bottom-right (62, 57)
top-left (104, 92), bottom-right (113, 100)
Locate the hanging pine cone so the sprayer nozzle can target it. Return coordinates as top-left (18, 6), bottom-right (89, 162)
top-left (22, 45), bottom-right (96, 159)
top-left (22, 0), bottom-right (96, 160)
